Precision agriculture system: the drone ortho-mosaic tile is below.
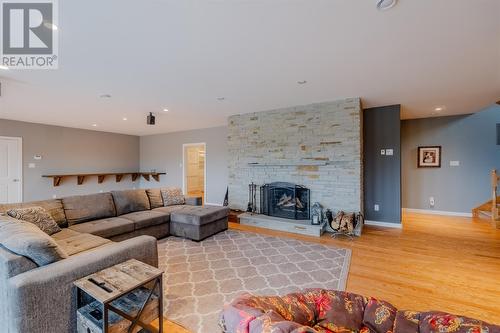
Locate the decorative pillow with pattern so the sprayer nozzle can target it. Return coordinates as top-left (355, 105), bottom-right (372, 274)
top-left (161, 187), bottom-right (185, 206)
top-left (6, 206), bottom-right (61, 235)
top-left (363, 298), bottom-right (397, 333)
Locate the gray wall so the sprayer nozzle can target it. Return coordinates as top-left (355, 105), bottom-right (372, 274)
top-left (139, 126), bottom-right (228, 205)
top-left (0, 119), bottom-right (140, 202)
top-left (363, 105), bottom-right (401, 224)
top-left (402, 104), bottom-right (500, 213)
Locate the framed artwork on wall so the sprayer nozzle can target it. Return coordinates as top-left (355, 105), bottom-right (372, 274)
top-left (417, 146), bottom-right (441, 168)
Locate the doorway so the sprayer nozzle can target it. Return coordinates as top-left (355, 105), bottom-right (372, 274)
top-left (0, 136), bottom-right (23, 203)
top-left (183, 143), bottom-right (206, 204)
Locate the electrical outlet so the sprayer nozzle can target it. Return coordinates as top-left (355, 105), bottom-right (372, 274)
top-left (374, 204), bottom-right (380, 211)
top-left (450, 161), bottom-right (460, 167)
top-left (430, 197), bottom-right (435, 207)
top-left (52, 194), bottom-right (57, 199)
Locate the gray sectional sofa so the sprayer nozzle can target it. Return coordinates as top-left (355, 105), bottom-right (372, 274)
top-left (0, 188), bottom-right (229, 333)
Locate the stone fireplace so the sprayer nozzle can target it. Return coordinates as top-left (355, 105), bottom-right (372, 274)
top-left (260, 182), bottom-right (310, 220)
top-left (228, 98), bottom-right (363, 216)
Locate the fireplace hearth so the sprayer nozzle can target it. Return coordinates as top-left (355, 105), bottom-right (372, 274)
top-left (260, 182), bottom-right (310, 220)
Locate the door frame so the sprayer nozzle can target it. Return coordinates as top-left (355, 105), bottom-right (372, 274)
top-left (182, 142), bottom-right (207, 201)
top-left (0, 136), bottom-right (23, 203)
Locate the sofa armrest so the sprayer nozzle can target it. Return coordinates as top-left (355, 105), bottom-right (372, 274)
top-left (5, 236), bottom-right (158, 333)
top-left (185, 196), bottom-right (203, 206)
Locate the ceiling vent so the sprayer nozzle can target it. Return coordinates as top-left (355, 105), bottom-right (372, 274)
top-left (377, 0), bottom-right (397, 10)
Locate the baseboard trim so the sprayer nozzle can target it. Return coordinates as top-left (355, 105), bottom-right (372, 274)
top-left (403, 208), bottom-right (472, 218)
top-left (204, 202), bottom-right (223, 207)
top-left (364, 220), bottom-right (402, 229)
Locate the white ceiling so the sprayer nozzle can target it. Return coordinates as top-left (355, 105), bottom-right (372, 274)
top-left (0, 0), bottom-right (499, 136)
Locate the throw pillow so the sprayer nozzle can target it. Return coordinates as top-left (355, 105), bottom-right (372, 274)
top-left (340, 213), bottom-right (355, 234)
top-left (7, 206), bottom-right (61, 235)
top-left (0, 216), bottom-right (68, 266)
top-left (363, 298), bottom-right (397, 333)
top-left (161, 187), bottom-right (185, 206)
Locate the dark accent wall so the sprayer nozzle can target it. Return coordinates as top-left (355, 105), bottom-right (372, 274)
top-left (363, 105), bottom-right (401, 224)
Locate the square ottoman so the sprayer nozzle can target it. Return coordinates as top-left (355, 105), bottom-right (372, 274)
top-left (170, 205), bottom-right (229, 241)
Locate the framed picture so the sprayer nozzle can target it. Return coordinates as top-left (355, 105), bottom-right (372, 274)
top-left (418, 146), bottom-right (441, 168)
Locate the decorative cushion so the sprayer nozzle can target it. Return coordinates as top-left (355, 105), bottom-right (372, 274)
top-left (0, 199), bottom-right (67, 227)
top-left (146, 188), bottom-right (164, 209)
top-left (363, 298), bottom-right (397, 333)
top-left (62, 193), bottom-right (116, 226)
top-left (313, 290), bottom-right (367, 332)
top-left (161, 187), bottom-right (185, 206)
top-left (68, 217), bottom-right (135, 238)
top-left (0, 216), bottom-right (68, 266)
top-left (6, 206), bottom-right (61, 235)
top-left (419, 312), bottom-right (498, 333)
top-left (393, 311), bottom-right (420, 333)
top-left (111, 190), bottom-right (151, 216)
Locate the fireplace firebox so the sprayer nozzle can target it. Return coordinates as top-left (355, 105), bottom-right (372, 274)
top-left (260, 182), bottom-right (310, 220)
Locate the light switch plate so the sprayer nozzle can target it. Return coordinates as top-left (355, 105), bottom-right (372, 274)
top-left (28, 163), bottom-right (36, 168)
top-left (385, 149), bottom-right (394, 156)
top-left (380, 149), bottom-right (386, 155)
top-left (450, 161), bottom-right (460, 166)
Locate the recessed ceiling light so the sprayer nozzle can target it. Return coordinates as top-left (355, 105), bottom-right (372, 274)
top-left (163, 108), bottom-right (169, 112)
top-left (0, 65), bottom-right (8, 70)
top-left (217, 97), bottom-right (226, 101)
top-left (376, 0), bottom-right (397, 10)
top-left (43, 22), bottom-right (58, 30)
top-left (92, 124), bottom-right (97, 127)
top-left (434, 106), bottom-right (445, 112)
top-left (99, 94), bottom-right (112, 98)
top-left (297, 80), bottom-right (307, 85)
top-left (122, 117), bottom-right (128, 121)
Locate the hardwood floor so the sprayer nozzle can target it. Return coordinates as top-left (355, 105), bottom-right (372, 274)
top-left (159, 212), bottom-right (500, 332)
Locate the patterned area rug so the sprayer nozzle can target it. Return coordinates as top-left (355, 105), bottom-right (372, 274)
top-left (158, 230), bottom-right (351, 333)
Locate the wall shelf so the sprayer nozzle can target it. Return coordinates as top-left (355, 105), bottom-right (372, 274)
top-left (42, 172), bottom-right (166, 187)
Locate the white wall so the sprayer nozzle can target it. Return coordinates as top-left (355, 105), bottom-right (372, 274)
top-left (139, 126), bottom-right (228, 205)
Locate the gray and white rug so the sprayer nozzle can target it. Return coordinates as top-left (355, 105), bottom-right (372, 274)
top-left (158, 230), bottom-right (351, 333)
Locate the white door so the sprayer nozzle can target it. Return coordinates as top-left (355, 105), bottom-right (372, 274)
top-left (183, 143), bottom-right (206, 204)
top-left (0, 137), bottom-right (22, 203)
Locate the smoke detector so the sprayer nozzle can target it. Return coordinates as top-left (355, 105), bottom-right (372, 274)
top-left (377, 0), bottom-right (397, 10)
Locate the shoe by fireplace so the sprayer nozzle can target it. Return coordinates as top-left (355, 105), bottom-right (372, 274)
top-left (260, 182), bottom-right (310, 220)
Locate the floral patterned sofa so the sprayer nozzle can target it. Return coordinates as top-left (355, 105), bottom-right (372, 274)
top-left (220, 289), bottom-right (499, 333)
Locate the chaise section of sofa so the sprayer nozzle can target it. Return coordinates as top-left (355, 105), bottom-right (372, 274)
top-left (0, 234), bottom-right (158, 333)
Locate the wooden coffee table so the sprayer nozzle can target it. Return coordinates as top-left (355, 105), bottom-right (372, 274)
top-left (74, 259), bottom-right (164, 333)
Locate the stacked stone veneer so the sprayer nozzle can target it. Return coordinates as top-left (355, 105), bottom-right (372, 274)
top-left (227, 98), bottom-right (363, 214)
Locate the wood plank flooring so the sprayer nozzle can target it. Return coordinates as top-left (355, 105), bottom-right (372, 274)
top-left (158, 212), bottom-right (500, 332)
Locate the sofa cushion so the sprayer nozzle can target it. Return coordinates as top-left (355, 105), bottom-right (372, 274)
top-left (418, 312), bottom-right (498, 333)
top-left (54, 232), bottom-right (111, 256)
top-left (0, 199), bottom-right (67, 227)
top-left (363, 298), bottom-right (397, 333)
top-left (161, 187), bottom-right (185, 206)
top-left (111, 190), bottom-right (151, 216)
top-left (6, 206), bottom-right (61, 235)
top-left (393, 311), bottom-right (420, 333)
top-left (63, 193), bottom-right (116, 226)
top-left (314, 290), bottom-right (367, 332)
top-left (171, 205), bottom-right (229, 226)
top-left (0, 216), bottom-right (68, 266)
top-left (153, 205), bottom-right (186, 214)
top-left (146, 188), bottom-right (164, 209)
top-left (120, 210), bottom-right (169, 229)
top-left (51, 228), bottom-right (82, 241)
top-left (69, 217), bottom-right (135, 238)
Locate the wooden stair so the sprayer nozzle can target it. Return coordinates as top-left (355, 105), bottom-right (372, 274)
top-left (472, 169), bottom-right (500, 229)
